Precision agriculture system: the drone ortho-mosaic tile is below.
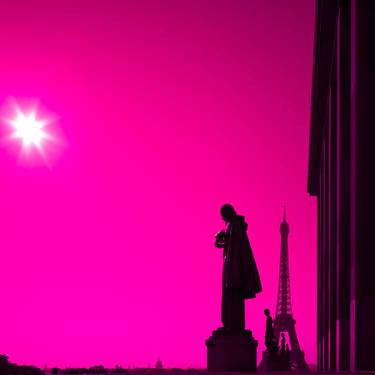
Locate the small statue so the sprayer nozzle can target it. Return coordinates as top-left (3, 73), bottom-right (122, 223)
top-left (280, 332), bottom-right (286, 354)
top-left (264, 308), bottom-right (277, 352)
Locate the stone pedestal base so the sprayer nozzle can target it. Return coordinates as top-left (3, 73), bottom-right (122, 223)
top-left (258, 350), bottom-right (290, 371)
top-left (258, 349), bottom-right (309, 371)
top-left (206, 328), bottom-right (258, 372)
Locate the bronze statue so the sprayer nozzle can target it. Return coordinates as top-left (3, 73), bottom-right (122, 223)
top-left (215, 204), bottom-right (262, 331)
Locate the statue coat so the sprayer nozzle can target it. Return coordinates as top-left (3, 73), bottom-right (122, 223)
top-left (223, 215), bottom-right (262, 299)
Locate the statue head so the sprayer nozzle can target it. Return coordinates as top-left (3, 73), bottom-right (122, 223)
top-left (220, 204), bottom-right (237, 224)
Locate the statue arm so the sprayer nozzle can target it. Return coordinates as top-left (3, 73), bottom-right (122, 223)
top-left (215, 240), bottom-right (225, 248)
top-left (215, 230), bottom-right (227, 248)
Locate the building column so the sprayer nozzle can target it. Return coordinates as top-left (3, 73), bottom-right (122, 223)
top-left (351, 0), bottom-right (375, 370)
top-left (323, 123), bottom-right (330, 371)
top-left (336, 0), bottom-right (351, 371)
top-left (328, 65), bottom-right (338, 371)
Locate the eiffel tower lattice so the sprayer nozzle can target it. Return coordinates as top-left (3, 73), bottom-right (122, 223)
top-left (272, 207), bottom-right (309, 371)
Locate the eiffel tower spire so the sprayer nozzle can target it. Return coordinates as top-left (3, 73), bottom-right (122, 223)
top-left (276, 205), bottom-right (292, 317)
top-left (273, 207), bottom-right (309, 371)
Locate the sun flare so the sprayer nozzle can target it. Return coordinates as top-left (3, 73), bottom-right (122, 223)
top-left (9, 109), bottom-right (49, 149)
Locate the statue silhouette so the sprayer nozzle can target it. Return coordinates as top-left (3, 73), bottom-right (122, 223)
top-left (264, 308), bottom-right (277, 352)
top-left (215, 204), bottom-right (262, 331)
top-left (280, 332), bottom-right (286, 354)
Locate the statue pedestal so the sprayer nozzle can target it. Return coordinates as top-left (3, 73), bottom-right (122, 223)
top-left (206, 328), bottom-right (258, 372)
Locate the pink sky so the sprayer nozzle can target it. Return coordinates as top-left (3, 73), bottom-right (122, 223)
top-left (0, 0), bottom-right (316, 368)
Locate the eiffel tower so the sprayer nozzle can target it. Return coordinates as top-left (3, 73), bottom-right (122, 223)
top-left (272, 207), bottom-right (309, 371)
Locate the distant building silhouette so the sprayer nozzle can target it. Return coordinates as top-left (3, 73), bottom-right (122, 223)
top-left (155, 358), bottom-right (163, 370)
top-left (308, 0), bottom-right (375, 371)
top-left (0, 354), bottom-right (44, 375)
